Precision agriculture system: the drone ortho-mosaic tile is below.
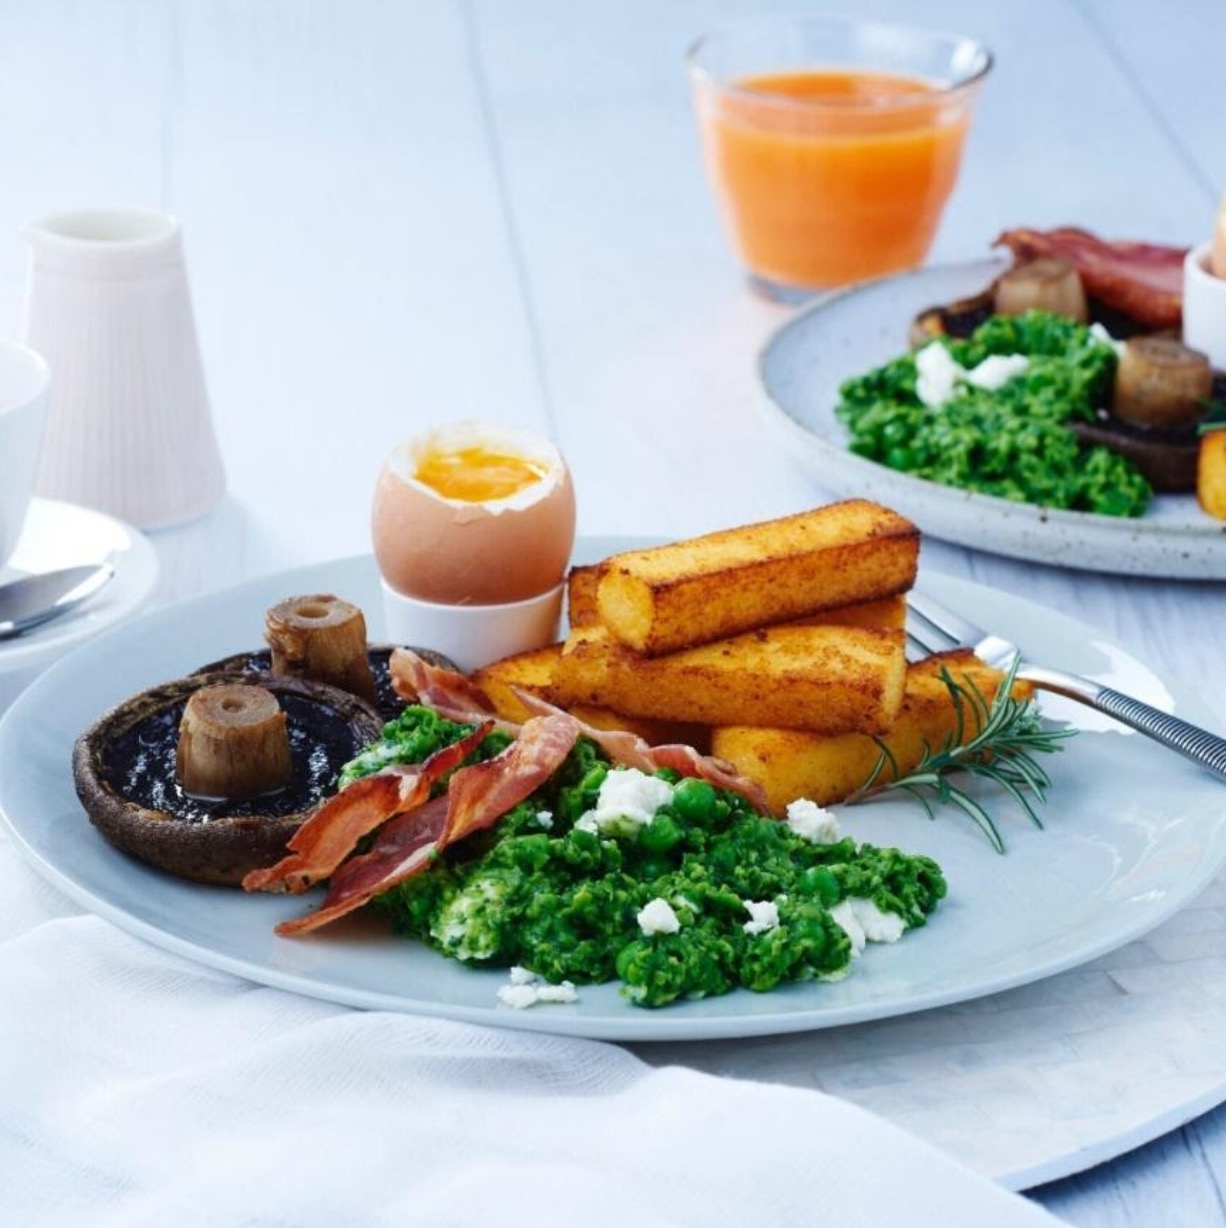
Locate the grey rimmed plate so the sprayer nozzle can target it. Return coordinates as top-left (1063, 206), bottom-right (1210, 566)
top-left (0, 544), bottom-right (1224, 1041)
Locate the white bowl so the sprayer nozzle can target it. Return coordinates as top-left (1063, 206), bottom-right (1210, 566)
top-left (0, 340), bottom-right (51, 569)
top-left (380, 578), bottom-right (564, 673)
top-left (1183, 240), bottom-right (1226, 370)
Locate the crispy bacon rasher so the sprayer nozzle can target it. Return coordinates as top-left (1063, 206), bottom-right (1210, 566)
top-left (250, 714), bottom-right (581, 936)
top-left (393, 645), bottom-right (771, 812)
top-left (242, 721), bottom-right (494, 895)
top-left (995, 227), bottom-right (1187, 331)
top-left (512, 689), bottom-right (771, 814)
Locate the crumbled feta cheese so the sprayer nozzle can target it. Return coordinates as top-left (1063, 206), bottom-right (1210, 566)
top-left (830, 898), bottom-right (906, 955)
top-left (579, 768), bottom-right (674, 837)
top-left (785, 798), bottom-right (841, 844)
top-left (915, 341), bottom-right (963, 407)
top-left (497, 984), bottom-right (541, 1010)
top-left (965, 353), bottom-right (1029, 391)
top-left (1089, 322), bottom-right (1125, 355)
top-left (574, 814), bottom-right (599, 834)
top-left (497, 967), bottom-right (578, 1009)
top-left (742, 899), bottom-right (780, 935)
top-left (917, 342), bottom-right (1029, 406)
top-left (533, 983), bottom-right (579, 1005)
top-left (637, 897), bottom-right (681, 935)
top-left (829, 900), bottom-right (866, 957)
top-left (849, 897), bottom-right (906, 944)
top-left (535, 810), bottom-right (554, 830)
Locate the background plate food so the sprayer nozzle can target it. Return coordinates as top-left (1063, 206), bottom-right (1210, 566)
top-left (758, 255), bottom-right (1226, 579)
top-left (0, 547), bottom-right (1224, 1041)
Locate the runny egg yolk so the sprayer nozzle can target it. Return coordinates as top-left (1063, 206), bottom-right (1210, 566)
top-left (414, 445), bottom-right (549, 503)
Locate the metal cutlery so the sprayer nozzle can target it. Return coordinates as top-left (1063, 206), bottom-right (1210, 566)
top-left (907, 588), bottom-right (1226, 783)
top-left (0, 562), bottom-right (115, 640)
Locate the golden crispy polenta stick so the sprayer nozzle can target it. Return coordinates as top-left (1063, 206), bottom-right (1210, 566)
top-left (596, 500), bottom-right (918, 656)
top-left (711, 651), bottom-right (1035, 814)
top-left (548, 623), bottom-right (905, 736)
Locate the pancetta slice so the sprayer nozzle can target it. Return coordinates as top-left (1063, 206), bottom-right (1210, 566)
top-left (441, 712), bottom-right (582, 846)
top-left (389, 647), bottom-right (507, 726)
top-left (271, 714), bottom-right (581, 935)
top-left (995, 227), bottom-right (1187, 330)
top-left (275, 796), bottom-right (450, 935)
top-left (513, 689), bottom-right (770, 813)
top-left (242, 721), bottom-right (493, 894)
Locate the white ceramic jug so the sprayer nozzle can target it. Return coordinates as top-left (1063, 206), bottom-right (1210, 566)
top-left (21, 207), bottom-right (225, 529)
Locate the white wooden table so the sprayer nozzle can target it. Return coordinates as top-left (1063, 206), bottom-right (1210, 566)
top-left (2, 2), bottom-right (1224, 1222)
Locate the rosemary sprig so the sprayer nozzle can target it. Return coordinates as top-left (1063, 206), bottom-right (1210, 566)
top-left (847, 658), bottom-right (1076, 853)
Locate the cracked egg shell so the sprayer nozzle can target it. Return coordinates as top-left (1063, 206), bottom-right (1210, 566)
top-left (371, 422), bottom-right (576, 605)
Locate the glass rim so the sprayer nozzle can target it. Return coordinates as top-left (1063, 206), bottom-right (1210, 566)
top-left (685, 12), bottom-right (993, 110)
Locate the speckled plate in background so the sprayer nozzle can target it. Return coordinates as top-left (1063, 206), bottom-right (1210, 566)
top-left (758, 256), bottom-right (1226, 578)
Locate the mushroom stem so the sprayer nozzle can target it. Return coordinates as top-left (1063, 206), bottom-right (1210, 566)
top-left (265, 594), bottom-right (378, 704)
top-left (176, 684), bottom-right (293, 801)
top-left (1112, 337), bottom-right (1213, 429)
top-left (993, 258), bottom-right (1088, 322)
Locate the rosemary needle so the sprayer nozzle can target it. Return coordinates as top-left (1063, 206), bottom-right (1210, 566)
top-left (847, 659), bottom-right (1077, 853)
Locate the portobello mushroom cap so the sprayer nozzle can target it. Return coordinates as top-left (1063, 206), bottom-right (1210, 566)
top-left (1069, 418), bottom-right (1200, 492)
top-left (73, 670), bottom-right (383, 886)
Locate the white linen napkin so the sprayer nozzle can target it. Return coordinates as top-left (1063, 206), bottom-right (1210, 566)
top-left (0, 843), bottom-right (1064, 1227)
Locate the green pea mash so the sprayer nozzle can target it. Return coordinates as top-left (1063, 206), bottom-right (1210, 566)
top-left (835, 310), bottom-right (1152, 517)
top-left (342, 707), bottom-right (947, 1009)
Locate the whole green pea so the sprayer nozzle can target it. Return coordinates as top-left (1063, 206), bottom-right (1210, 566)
top-left (671, 778), bottom-right (717, 823)
top-left (638, 813), bottom-right (682, 854)
top-left (799, 865), bottom-right (841, 907)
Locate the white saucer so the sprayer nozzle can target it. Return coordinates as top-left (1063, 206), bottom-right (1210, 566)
top-left (0, 497), bottom-right (159, 677)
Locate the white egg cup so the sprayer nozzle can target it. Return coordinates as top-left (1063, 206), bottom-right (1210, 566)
top-left (380, 578), bottom-right (565, 673)
top-left (1183, 240), bottom-right (1226, 370)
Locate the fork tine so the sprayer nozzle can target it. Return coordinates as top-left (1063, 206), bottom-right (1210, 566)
top-left (906, 604), bottom-right (961, 656)
top-left (907, 590), bottom-right (983, 646)
top-left (905, 629), bottom-right (937, 662)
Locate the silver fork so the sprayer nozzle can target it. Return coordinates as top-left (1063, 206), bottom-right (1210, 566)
top-left (907, 589), bottom-right (1226, 784)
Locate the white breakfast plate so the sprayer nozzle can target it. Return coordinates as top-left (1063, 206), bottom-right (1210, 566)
top-left (758, 255), bottom-right (1226, 579)
top-left (1, 546), bottom-right (1224, 1042)
top-left (0, 497), bottom-right (159, 677)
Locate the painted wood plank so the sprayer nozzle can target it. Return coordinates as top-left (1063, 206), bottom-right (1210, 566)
top-left (468, 0), bottom-right (1212, 547)
top-left (165, 0), bottom-right (543, 572)
top-left (1079, 0), bottom-right (1226, 212)
top-left (0, 1), bottom-right (168, 332)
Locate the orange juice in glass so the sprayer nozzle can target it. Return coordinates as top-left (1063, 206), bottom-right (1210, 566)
top-left (688, 16), bottom-right (991, 300)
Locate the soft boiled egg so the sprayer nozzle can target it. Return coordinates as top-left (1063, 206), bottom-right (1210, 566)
top-left (372, 421), bottom-right (576, 605)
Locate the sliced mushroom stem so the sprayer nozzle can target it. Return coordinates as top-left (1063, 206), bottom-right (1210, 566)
top-left (1112, 337), bottom-right (1213, 429)
top-left (265, 594), bottom-right (378, 704)
top-left (176, 684), bottom-right (292, 801)
top-left (993, 258), bottom-right (1088, 322)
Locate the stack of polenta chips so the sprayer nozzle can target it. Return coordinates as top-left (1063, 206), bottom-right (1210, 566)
top-left (472, 499), bottom-right (1027, 815)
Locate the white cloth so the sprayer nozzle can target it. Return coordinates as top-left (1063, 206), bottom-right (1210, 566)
top-left (0, 850), bottom-right (1064, 1227)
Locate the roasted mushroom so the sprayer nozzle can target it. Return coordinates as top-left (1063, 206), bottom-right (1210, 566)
top-left (73, 671), bottom-right (383, 886)
top-left (909, 289), bottom-right (995, 348)
top-left (1068, 418), bottom-right (1199, 492)
top-left (993, 258), bottom-right (1089, 323)
top-left (1111, 336), bottom-right (1213, 430)
top-left (265, 594), bottom-right (378, 705)
top-left (176, 683), bottom-right (293, 801)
